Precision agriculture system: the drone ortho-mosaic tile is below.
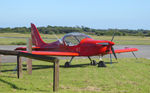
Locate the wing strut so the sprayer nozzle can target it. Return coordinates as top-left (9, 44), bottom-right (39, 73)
top-left (132, 52), bottom-right (138, 59)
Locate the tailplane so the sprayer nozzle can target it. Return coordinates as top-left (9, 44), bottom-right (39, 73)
top-left (31, 23), bottom-right (46, 47)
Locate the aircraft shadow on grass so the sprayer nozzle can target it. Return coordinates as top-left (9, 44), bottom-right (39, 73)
top-left (104, 62), bottom-right (118, 64)
top-left (1, 63), bottom-right (98, 72)
top-left (28, 63), bottom-right (90, 70)
top-left (1, 61), bottom-right (118, 73)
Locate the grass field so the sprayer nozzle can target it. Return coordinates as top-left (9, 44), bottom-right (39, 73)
top-left (0, 58), bottom-right (150, 93)
top-left (0, 33), bottom-right (150, 45)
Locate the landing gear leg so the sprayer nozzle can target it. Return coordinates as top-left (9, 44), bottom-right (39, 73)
top-left (64, 56), bottom-right (74, 67)
top-left (88, 56), bottom-right (97, 66)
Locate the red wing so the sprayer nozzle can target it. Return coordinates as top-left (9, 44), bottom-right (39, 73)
top-left (20, 51), bottom-right (79, 56)
top-left (109, 48), bottom-right (138, 54)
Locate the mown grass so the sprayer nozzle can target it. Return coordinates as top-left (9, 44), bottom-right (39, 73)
top-left (0, 58), bottom-right (150, 93)
top-left (0, 33), bottom-right (150, 45)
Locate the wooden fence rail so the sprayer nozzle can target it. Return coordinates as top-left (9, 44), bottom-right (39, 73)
top-left (0, 49), bottom-right (59, 92)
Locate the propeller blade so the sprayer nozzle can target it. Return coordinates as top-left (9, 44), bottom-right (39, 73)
top-left (111, 32), bottom-right (116, 41)
top-left (111, 46), bottom-right (117, 60)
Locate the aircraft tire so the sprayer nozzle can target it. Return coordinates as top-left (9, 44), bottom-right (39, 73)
top-left (98, 61), bottom-right (106, 67)
top-left (65, 62), bottom-right (70, 67)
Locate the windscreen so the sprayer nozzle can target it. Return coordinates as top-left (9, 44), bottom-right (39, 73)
top-left (63, 33), bottom-right (91, 46)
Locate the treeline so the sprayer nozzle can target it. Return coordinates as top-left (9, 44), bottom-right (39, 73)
top-left (0, 25), bottom-right (150, 36)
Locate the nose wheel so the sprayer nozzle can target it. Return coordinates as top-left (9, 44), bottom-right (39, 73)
top-left (98, 61), bottom-right (106, 67)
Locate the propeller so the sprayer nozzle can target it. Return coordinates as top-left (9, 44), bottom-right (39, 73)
top-left (110, 32), bottom-right (117, 64)
top-left (111, 32), bottom-right (115, 41)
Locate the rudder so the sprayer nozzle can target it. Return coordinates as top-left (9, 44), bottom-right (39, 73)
top-left (31, 23), bottom-right (46, 47)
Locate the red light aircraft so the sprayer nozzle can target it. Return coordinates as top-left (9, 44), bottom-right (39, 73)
top-left (16, 23), bottom-right (138, 67)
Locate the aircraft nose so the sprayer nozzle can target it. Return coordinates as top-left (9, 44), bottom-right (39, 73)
top-left (109, 41), bottom-right (115, 45)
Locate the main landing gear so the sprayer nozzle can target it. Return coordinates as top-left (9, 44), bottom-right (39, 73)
top-left (88, 56), bottom-right (106, 67)
top-left (88, 56), bottom-right (97, 66)
top-left (64, 56), bottom-right (74, 67)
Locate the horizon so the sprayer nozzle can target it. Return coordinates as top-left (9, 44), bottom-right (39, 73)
top-left (0, 24), bottom-right (150, 31)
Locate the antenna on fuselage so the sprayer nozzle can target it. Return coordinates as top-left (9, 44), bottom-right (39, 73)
top-left (52, 32), bottom-right (63, 44)
top-left (52, 32), bottom-right (59, 40)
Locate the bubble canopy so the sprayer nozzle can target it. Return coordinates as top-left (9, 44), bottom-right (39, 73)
top-left (62, 32), bottom-right (91, 46)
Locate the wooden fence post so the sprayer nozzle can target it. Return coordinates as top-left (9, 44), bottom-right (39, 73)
top-left (53, 60), bottom-right (59, 92)
top-left (17, 54), bottom-right (22, 78)
top-left (0, 50), bottom-right (60, 91)
top-left (27, 38), bottom-right (32, 75)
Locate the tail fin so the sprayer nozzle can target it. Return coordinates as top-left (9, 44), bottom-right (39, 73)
top-left (31, 23), bottom-right (46, 47)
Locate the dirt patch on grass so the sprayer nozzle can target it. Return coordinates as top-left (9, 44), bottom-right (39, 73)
top-left (61, 85), bottom-right (101, 92)
top-left (79, 86), bottom-right (101, 92)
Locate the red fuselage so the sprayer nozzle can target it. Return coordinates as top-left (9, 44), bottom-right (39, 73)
top-left (21, 38), bottom-right (114, 56)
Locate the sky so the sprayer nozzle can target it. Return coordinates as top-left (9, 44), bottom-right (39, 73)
top-left (0, 0), bottom-right (150, 29)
